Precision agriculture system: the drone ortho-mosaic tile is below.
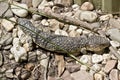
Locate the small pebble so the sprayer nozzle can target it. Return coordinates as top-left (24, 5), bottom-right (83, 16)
top-left (94, 73), bottom-right (103, 80)
top-left (104, 60), bottom-right (117, 73)
top-left (80, 65), bottom-right (88, 71)
top-left (11, 2), bottom-right (28, 17)
top-left (1, 18), bottom-right (16, 31)
top-left (41, 19), bottom-right (49, 26)
top-left (102, 54), bottom-right (111, 64)
top-left (10, 45), bottom-right (27, 62)
top-left (99, 14), bottom-right (113, 21)
top-left (40, 54), bottom-right (49, 68)
top-left (79, 11), bottom-right (98, 22)
top-left (109, 69), bottom-right (119, 80)
top-left (5, 69), bottom-right (14, 78)
top-left (32, 0), bottom-right (42, 7)
top-left (38, 0), bottom-right (48, 10)
top-left (55, 29), bottom-right (68, 36)
top-left (69, 30), bottom-right (79, 37)
top-left (72, 4), bottom-right (80, 11)
top-left (32, 14), bottom-right (42, 21)
top-left (20, 69), bottom-right (31, 80)
top-left (91, 64), bottom-right (101, 72)
top-left (68, 25), bottom-right (77, 31)
top-left (110, 41), bottom-right (120, 48)
top-left (80, 55), bottom-right (91, 64)
top-left (49, 19), bottom-right (61, 31)
top-left (76, 29), bottom-right (83, 34)
top-left (0, 2), bottom-right (9, 16)
top-left (81, 2), bottom-right (94, 11)
top-left (92, 54), bottom-right (103, 63)
top-left (22, 0), bottom-right (32, 7)
top-left (71, 70), bottom-right (93, 80)
top-left (107, 28), bottom-right (120, 43)
top-left (82, 30), bottom-right (91, 34)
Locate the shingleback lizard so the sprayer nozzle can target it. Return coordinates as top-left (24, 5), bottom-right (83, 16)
top-left (18, 18), bottom-right (110, 55)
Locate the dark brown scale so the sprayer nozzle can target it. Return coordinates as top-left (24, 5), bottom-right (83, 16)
top-left (18, 18), bottom-right (110, 55)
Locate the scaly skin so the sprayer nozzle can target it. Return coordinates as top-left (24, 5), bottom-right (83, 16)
top-left (18, 18), bottom-right (110, 55)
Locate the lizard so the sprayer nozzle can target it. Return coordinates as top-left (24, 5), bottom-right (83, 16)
top-left (17, 18), bottom-right (110, 55)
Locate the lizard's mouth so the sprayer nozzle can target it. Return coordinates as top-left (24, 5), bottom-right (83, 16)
top-left (86, 44), bottom-right (110, 52)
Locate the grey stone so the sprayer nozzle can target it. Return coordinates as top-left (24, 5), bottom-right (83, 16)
top-left (107, 28), bottom-right (120, 43)
top-left (79, 11), bottom-right (98, 22)
top-left (0, 2), bottom-right (9, 17)
top-left (4, 9), bottom-right (13, 17)
top-left (109, 18), bottom-right (120, 29)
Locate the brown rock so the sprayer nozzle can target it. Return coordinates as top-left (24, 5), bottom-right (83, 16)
top-left (104, 60), bottom-right (117, 73)
top-left (71, 70), bottom-right (93, 80)
top-left (25, 63), bottom-right (35, 71)
top-left (66, 63), bottom-right (80, 73)
top-left (81, 2), bottom-right (94, 11)
top-left (109, 69), bottom-right (119, 80)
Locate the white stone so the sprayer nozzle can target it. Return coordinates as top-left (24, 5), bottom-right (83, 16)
top-left (44, 1), bottom-right (54, 7)
top-left (40, 54), bottom-right (49, 68)
top-left (79, 11), bottom-right (97, 22)
top-left (55, 29), bottom-right (68, 36)
top-left (12, 28), bottom-right (18, 38)
top-left (76, 29), bottom-right (83, 34)
top-left (83, 30), bottom-right (91, 34)
top-left (91, 64), bottom-right (101, 72)
top-left (23, 43), bottom-right (30, 52)
top-left (102, 54), bottom-right (111, 64)
top-left (17, 28), bottom-right (27, 43)
top-left (13, 38), bottom-right (20, 46)
top-left (81, 2), bottom-right (94, 11)
top-left (80, 55), bottom-right (91, 64)
top-left (99, 14), bottom-right (113, 21)
top-left (69, 30), bottom-right (79, 37)
top-left (32, 14), bottom-right (42, 21)
top-left (1, 18), bottom-right (16, 31)
top-left (32, 0), bottom-right (42, 8)
top-left (10, 45), bottom-right (27, 62)
top-left (92, 54), bottom-right (103, 63)
top-left (41, 19), bottom-right (49, 26)
top-left (80, 65), bottom-right (88, 71)
top-left (68, 25), bottom-right (77, 31)
top-left (11, 2), bottom-right (28, 17)
top-left (38, 0), bottom-right (48, 10)
top-left (94, 73), bottom-right (103, 80)
top-left (110, 41), bottom-right (120, 48)
top-left (72, 4), bottom-right (80, 11)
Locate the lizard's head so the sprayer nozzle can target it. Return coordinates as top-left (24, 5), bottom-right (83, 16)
top-left (86, 35), bottom-right (110, 52)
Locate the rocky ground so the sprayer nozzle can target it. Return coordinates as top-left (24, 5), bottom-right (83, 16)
top-left (0, 0), bottom-right (120, 80)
